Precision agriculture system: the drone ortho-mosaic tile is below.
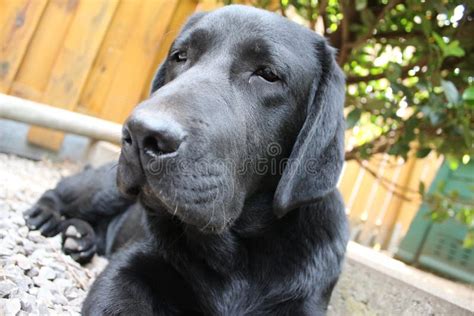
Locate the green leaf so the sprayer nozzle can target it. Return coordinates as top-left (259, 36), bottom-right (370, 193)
top-left (356, 0), bottom-right (367, 11)
top-left (441, 80), bottom-right (460, 105)
top-left (433, 33), bottom-right (465, 58)
top-left (387, 63), bottom-right (402, 82)
top-left (444, 40), bottom-right (465, 57)
top-left (462, 86), bottom-right (474, 106)
top-left (388, 142), bottom-right (410, 159)
top-left (437, 180), bottom-right (446, 192)
top-left (421, 18), bottom-right (431, 35)
top-left (419, 181), bottom-right (426, 197)
top-left (448, 157), bottom-right (459, 170)
top-left (433, 32), bottom-right (446, 51)
top-left (346, 108), bottom-right (362, 129)
top-left (416, 148), bottom-right (431, 158)
top-left (463, 231), bottom-right (474, 249)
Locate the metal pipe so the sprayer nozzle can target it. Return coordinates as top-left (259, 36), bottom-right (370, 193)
top-left (0, 93), bottom-right (122, 144)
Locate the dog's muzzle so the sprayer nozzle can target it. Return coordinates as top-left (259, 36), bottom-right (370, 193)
top-left (117, 107), bottom-right (187, 198)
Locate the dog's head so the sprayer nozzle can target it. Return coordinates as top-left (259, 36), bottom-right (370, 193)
top-left (117, 5), bottom-right (345, 233)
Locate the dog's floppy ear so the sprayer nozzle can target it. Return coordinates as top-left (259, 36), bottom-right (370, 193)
top-left (150, 12), bottom-right (208, 94)
top-left (273, 41), bottom-right (346, 218)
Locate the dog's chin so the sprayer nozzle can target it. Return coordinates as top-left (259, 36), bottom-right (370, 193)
top-left (138, 186), bottom-right (239, 234)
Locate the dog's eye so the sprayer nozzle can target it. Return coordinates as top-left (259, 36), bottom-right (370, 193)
top-left (254, 67), bottom-right (280, 82)
top-left (171, 50), bottom-right (187, 63)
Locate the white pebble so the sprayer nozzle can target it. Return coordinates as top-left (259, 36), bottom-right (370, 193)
top-left (0, 297), bottom-right (21, 315)
top-left (13, 253), bottom-right (32, 270)
top-left (39, 267), bottom-right (56, 281)
top-left (0, 279), bottom-right (18, 297)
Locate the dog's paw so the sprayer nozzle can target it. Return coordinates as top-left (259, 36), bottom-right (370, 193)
top-left (61, 219), bottom-right (97, 264)
top-left (24, 203), bottom-right (62, 237)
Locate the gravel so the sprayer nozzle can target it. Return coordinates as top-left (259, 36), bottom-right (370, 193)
top-left (0, 154), bottom-right (107, 315)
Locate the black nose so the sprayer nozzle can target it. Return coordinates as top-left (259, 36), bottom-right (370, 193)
top-left (123, 111), bottom-right (186, 158)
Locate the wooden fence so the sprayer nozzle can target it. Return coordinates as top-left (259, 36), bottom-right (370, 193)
top-left (338, 152), bottom-right (443, 254)
top-left (0, 0), bottom-right (442, 253)
top-left (0, 0), bottom-right (201, 150)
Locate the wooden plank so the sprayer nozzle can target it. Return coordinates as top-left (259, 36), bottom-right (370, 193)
top-left (348, 161), bottom-right (376, 221)
top-left (389, 154), bottom-right (444, 245)
top-left (384, 157), bottom-right (426, 253)
top-left (355, 156), bottom-right (394, 245)
top-left (377, 157), bottom-right (414, 249)
top-left (196, 0), bottom-right (222, 11)
top-left (97, 0), bottom-right (180, 123)
top-left (356, 155), bottom-right (391, 246)
top-left (77, 0), bottom-right (142, 116)
top-left (10, 0), bottom-right (79, 100)
top-left (0, 0), bottom-right (47, 93)
top-left (27, 0), bottom-right (118, 150)
top-left (140, 0), bottom-right (199, 101)
top-left (338, 160), bottom-right (364, 203)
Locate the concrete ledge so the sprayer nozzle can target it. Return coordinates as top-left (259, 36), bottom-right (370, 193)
top-left (85, 141), bottom-right (121, 167)
top-left (329, 242), bottom-right (474, 315)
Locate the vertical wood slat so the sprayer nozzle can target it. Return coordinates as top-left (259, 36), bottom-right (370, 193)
top-left (385, 154), bottom-right (444, 252)
top-left (347, 161), bottom-right (376, 221)
top-left (95, 0), bottom-right (180, 124)
top-left (10, 0), bottom-right (79, 100)
top-left (196, 0), bottom-right (223, 11)
top-left (0, 0), bottom-right (47, 93)
top-left (77, 0), bottom-right (142, 116)
top-left (356, 155), bottom-right (391, 246)
top-left (79, 0), bottom-right (199, 121)
top-left (338, 159), bottom-right (362, 209)
top-left (140, 0), bottom-right (199, 102)
top-left (376, 157), bottom-right (413, 248)
top-left (26, 0), bottom-right (119, 150)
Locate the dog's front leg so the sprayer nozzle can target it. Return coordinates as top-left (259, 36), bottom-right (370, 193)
top-left (24, 162), bottom-right (135, 263)
top-left (83, 242), bottom-right (195, 316)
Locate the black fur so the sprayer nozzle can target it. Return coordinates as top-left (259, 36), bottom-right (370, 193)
top-left (25, 5), bottom-right (348, 315)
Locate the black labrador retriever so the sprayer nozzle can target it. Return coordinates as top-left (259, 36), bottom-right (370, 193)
top-left (24, 5), bottom-right (349, 315)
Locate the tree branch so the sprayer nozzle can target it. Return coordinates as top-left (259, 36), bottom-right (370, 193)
top-left (337, 0), bottom-right (351, 65)
top-left (279, 0), bottom-right (286, 17)
top-left (318, 0), bottom-right (329, 35)
top-left (346, 0), bottom-right (402, 50)
top-left (372, 30), bottom-right (424, 40)
top-left (355, 159), bottom-right (415, 200)
top-left (345, 132), bottom-right (397, 161)
top-left (307, 2), bottom-right (316, 30)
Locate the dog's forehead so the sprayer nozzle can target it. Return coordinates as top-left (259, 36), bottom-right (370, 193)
top-left (182, 6), bottom-right (319, 61)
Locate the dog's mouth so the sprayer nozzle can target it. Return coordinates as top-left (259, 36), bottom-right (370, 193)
top-left (133, 172), bottom-right (239, 234)
top-left (117, 145), bottom-right (244, 234)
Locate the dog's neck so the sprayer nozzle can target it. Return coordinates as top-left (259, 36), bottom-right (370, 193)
top-left (143, 190), bottom-right (281, 274)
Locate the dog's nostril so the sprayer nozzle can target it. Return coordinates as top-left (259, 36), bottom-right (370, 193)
top-left (122, 129), bottom-right (133, 146)
top-left (125, 112), bottom-right (185, 158)
top-left (143, 135), bottom-right (180, 157)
